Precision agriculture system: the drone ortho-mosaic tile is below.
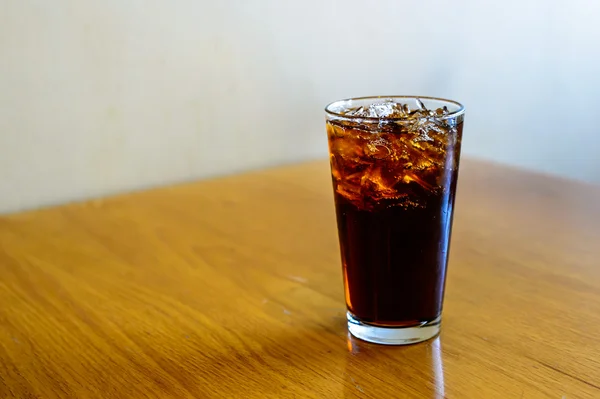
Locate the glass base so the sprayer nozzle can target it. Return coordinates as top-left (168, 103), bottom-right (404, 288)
top-left (347, 312), bottom-right (441, 345)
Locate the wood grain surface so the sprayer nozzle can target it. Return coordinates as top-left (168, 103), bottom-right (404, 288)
top-left (1, 159), bottom-right (600, 398)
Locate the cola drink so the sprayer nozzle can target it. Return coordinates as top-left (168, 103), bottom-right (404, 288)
top-left (326, 97), bottom-right (464, 344)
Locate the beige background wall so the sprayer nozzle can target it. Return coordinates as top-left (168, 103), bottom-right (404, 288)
top-left (1, 0), bottom-right (599, 213)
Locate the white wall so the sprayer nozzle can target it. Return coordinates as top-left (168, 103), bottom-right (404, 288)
top-left (1, 0), bottom-right (599, 214)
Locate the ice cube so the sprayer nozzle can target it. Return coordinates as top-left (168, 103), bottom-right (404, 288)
top-left (408, 113), bottom-right (449, 142)
top-left (344, 101), bottom-right (407, 119)
top-left (331, 135), bottom-right (364, 161)
top-left (368, 102), bottom-right (401, 118)
top-left (360, 166), bottom-right (398, 198)
top-left (345, 106), bottom-right (366, 117)
top-left (402, 172), bottom-right (436, 192)
top-left (366, 137), bottom-right (392, 159)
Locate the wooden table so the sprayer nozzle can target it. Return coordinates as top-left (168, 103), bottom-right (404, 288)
top-left (1, 159), bottom-right (599, 398)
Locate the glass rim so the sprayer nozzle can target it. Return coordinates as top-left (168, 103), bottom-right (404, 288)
top-left (325, 95), bottom-right (465, 121)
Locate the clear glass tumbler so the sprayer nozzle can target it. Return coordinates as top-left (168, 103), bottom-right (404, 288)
top-left (325, 96), bottom-right (465, 345)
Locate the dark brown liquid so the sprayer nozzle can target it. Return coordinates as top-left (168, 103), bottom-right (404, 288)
top-left (328, 118), bottom-right (463, 326)
top-left (335, 173), bottom-right (458, 326)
